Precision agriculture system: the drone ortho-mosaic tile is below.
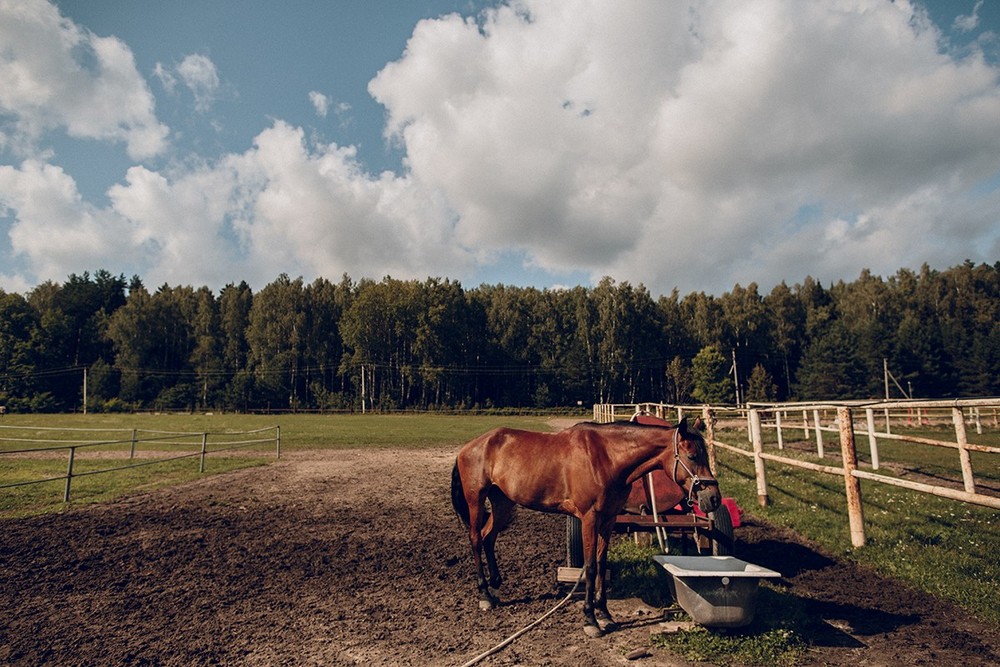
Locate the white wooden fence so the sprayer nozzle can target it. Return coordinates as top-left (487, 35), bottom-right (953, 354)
top-left (593, 399), bottom-right (1000, 547)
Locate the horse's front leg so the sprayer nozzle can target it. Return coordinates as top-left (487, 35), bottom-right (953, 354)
top-left (593, 526), bottom-right (618, 633)
top-left (482, 492), bottom-right (513, 593)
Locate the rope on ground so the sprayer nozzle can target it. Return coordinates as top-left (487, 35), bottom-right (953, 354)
top-left (458, 568), bottom-right (586, 667)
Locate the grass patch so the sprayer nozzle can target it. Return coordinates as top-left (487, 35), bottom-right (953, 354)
top-left (610, 540), bottom-right (808, 666)
top-left (653, 616), bottom-right (807, 667)
top-left (608, 539), bottom-right (675, 607)
top-left (713, 426), bottom-right (1000, 624)
top-left (0, 456), bottom-right (269, 518)
top-left (0, 412), bottom-right (556, 450)
top-left (0, 412), bottom-right (562, 517)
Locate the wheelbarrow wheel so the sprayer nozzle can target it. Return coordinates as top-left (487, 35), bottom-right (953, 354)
top-left (566, 516), bottom-right (584, 567)
top-left (710, 503), bottom-right (735, 556)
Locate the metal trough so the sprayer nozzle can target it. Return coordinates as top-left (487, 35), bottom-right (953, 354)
top-left (653, 555), bottom-right (781, 628)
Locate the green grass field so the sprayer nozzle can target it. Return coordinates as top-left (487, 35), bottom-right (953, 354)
top-left (0, 412), bottom-right (555, 517)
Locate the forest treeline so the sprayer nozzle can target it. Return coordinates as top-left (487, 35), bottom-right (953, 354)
top-left (1, 260), bottom-right (999, 413)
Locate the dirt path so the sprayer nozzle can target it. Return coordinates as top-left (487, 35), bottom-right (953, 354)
top-left (2, 448), bottom-right (997, 666)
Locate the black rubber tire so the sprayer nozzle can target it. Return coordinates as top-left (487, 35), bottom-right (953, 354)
top-left (566, 516), bottom-right (584, 567)
top-left (710, 504), bottom-right (735, 556)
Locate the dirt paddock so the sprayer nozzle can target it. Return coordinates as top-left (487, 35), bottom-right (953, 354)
top-left (2, 447), bottom-right (998, 666)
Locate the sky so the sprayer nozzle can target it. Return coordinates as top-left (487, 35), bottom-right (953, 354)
top-left (1, 0), bottom-right (999, 298)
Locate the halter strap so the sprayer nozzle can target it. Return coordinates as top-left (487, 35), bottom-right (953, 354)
top-left (671, 426), bottom-right (718, 506)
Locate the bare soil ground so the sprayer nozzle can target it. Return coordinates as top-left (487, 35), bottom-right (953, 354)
top-left (2, 447), bottom-right (998, 666)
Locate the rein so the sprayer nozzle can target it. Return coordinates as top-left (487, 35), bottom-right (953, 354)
top-left (670, 426), bottom-right (718, 507)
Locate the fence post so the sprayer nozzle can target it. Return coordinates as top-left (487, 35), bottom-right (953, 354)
top-left (749, 408), bottom-right (770, 506)
top-left (865, 408), bottom-right (880, 470)
top-left (199, 433), bottom-right (208, 473)
top-left (951, 407), bottom-right (976, 494)
top-left (64, 446), bottom-right (76, 502)
top-left (837, 407), bottom-right (866, 548)
top-left (802, 409), bottom-right (810, 439)
top-left (275, 425), bottom-right (281, 460)
top-left (129, 429), bottom-right (138, 460)
top-left (775, 410), bottom-right (784, 450)
top-left (701, 406), bottom-right (717, 475)
top-left (813, 409), bottom-right (824, 457)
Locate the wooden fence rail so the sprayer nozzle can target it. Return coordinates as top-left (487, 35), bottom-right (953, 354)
top-left (594, 399), bottom-right (1000, 548)
top-left (0, 425), bottom-right (280, 502)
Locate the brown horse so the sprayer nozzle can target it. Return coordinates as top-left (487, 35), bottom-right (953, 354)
top-left (450, 417), bottom-right (721, 637)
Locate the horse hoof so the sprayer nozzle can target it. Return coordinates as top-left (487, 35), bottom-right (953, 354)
top-left (583, 624), bottom-right (604, 638)
top-left (479, 598), bottom-right (497, 611)
top-left (598, 620), bottom-right (619, 633)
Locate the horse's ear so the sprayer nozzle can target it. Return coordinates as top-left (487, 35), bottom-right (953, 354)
top-left (677, 416), bottom-right (689, 435)
top-left (692, 416), bottom-right (706, 433)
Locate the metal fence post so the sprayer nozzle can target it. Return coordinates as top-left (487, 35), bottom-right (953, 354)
top-left (64, 446), bottom-right (76, 502)
top-left (837, 407), bottom-right (866, 548)
top-left (199, 433), bottom-right (208, 473)
top-left (749, 408), bottom-right (770, 506)
top-left (129, 429), bottom-right (138, 460)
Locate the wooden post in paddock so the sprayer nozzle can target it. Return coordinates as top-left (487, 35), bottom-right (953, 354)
top-left (775, 410), bottom-right (784, 450)
top-left (865, 407), bottom-right (880, 470)
top-left (837, 407), bottom-right (866, 548)
top-left (813, 409), bottom-right (825, 457)
top-left (951, 407), bottom-right (976, 494)
top-left (701, 405), bottom-right (717, 475)
top-left (749, 408), bottom-right (770, 506)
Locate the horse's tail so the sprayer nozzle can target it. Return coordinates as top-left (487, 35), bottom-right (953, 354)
top-left (451, 461), bottom-right (471, 528)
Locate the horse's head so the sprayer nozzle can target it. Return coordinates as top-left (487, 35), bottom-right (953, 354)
top-left (671, 417), bottom-right (722, 514)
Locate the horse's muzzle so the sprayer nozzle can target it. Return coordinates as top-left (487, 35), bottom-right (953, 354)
top-left (696, 483), bottom-right (722, 514)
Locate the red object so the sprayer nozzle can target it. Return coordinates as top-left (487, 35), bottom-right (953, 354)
top-left (625, 413), bottom-right (742, 527)
top-left (693, 497), bottom-right (742, 527)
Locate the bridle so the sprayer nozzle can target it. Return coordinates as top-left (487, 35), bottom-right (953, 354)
top-left (670, 426), bottom-right (719, 507)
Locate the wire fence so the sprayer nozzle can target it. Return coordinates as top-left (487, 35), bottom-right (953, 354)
top-left (0, 424), bottom-right (280, 502)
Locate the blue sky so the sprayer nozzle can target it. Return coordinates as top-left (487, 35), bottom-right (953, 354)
top-left (1, 0), bottom-right (999, 296)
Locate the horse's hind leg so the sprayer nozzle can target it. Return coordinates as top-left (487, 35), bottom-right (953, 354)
top-left (460, 479), bottom-right (499, 610)
top-left (483, 489), bottom-right (514, 593)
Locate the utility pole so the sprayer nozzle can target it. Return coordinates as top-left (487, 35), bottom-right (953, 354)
top-left (731, 348), bottom-right (741, 407)
top-left (883, 358), bottom-right (889, 400)
top-left (361, 364), bottom-right (367, 414)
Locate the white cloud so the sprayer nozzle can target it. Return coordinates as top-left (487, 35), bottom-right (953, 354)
top-left (0, 161), bottom-right (138, 278)
top-left (226, 121), bottom-right (469, 284)
top-left (0, 0), bottom-right (168, 160)
top-left (153, 62), bottom-right (177, 94)
top-left (368, 0), bottom-right (1000, 294)
top-left (175, 54), bottom-right (220, 112)
top-left (0, 120), bottom-right (470, 290)
top-left (309, 91), bottom-right (330, 117)
top-left (953, 0), bottom-right (983, 33)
